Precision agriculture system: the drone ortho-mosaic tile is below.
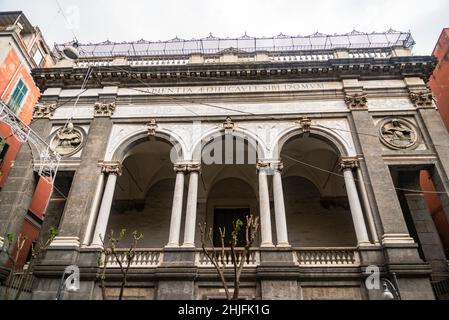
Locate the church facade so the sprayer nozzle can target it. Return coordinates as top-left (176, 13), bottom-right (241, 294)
top-left (2, 30), bottom-right (449, 300)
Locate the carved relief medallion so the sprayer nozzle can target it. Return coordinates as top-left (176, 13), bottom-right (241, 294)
top-left (50, 123), bottom-right (85, 157)
top-left (379, 118), bottom-right (419, 150)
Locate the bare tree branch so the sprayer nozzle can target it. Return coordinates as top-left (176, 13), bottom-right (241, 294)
top-left (198, 214), bottom-right (259, 300)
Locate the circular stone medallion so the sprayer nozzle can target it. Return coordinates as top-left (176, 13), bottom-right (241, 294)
top-left (379, 118), bottom-right (419, 150)
top-left (50, 124), bottom-right (85, 157)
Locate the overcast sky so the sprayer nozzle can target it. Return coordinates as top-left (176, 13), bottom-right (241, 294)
top-left (0, 0), bottom-right (447, 55)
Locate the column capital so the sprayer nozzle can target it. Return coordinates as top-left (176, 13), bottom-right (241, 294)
top-left (100, 161), bottom-right (122, 176)
top-left (33, 103), bottom-right (57, 119)
top-left (94, 101), bottom-right (116, 117)
top-left (187, 162), bottom-right (201, 173)
top-left (256, 161), bottom-right (271, 173)
top-left (344, 93), bottom-right (368, 110)
top-left (270, 161), bottom-right (284, 173)
top-left (339, 158), bottom-right (359, 171)
top-left (173, 162), bottom-right (188, 173)
top-left (408, 90), bottom-right (435, 109)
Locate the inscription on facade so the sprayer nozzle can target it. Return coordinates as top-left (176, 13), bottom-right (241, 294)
top-left (129, 82), bottom-right (337, 96)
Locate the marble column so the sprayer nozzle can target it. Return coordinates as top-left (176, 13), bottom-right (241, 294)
top-left (82, 174), bottom-right (106, 245)
top-left (91, 162), bottom-right (122, 246)
top-left (257, 162), bottom-right (274, 247)
top-left (166, 163), bottom-right (187, 248)
top-left (182, 163), bottom-right (201, 248)
top-left (340, 159), bottom-right (370, 245)
top-left (356, 167), bottom-right (379, 244)
top-left (271, 161), bottom-right (290, 247)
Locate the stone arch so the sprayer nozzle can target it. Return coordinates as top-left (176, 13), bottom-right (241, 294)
top-left (190, 126), bottom-right (268, 161)
top-left (272, 125), bottom-right (351, 159)
top-left (206, 173), bottom-right (258, 200)
top-left (111, 127), bottom-right (186, 163)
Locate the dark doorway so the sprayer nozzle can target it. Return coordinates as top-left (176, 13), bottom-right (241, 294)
top-left (213, 208), bottom-right (250, 247)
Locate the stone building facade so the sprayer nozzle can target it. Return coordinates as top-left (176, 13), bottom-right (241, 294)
top-left (2, 30), bottom-right (449, 300)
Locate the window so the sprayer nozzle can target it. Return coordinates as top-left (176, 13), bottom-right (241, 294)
top-left (0, 138), bottom-right (8, 160)
top-left (0, 138), bottom-right (9, 176)
top-left (32, 47), bottom-right (44, 67)
top-left (8, 79), bottom-right (28, 113)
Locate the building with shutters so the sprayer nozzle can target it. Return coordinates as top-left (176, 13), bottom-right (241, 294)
top-left (0, 11), bottom-right (55, 272)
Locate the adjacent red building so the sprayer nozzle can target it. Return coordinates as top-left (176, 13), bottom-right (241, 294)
top-left (0, 12), bottom-right (55, 268)
top-left (422, 28), bottom-right (449, 259)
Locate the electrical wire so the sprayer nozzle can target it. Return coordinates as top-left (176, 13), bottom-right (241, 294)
top-left (63, 66), bottom-right (92, 129)
top-left (55, 0), bottom-right (79, 43)
top-left (92, 64), bottom-right (449, 151)
top-left (281, 153), bottom-right (449, 195)
top-left (45, 64), bottom-right (449, 196)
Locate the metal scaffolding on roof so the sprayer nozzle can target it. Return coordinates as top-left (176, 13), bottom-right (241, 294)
top-left (53, 29), bottom-right (415, 58)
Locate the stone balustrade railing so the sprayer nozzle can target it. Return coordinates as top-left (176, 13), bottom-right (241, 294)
top-left (104, 248), bottom-right (360, 268)
top-left (105, 249), bottom-right (163, 268)
top-left (294, 248), bottom-right (360, 267)
top-left (195, 248), bottom-right (260, 268)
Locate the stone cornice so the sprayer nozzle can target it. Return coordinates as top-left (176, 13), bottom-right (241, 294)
top-left (32, 56), bottom-right (437, 91)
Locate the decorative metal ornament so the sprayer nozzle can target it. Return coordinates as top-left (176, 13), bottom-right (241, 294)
top-left (379, 118), bottom-right (419, 150)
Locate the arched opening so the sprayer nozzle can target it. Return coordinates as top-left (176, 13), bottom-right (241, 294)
top-left (207, 177), bottom-right (258, 246)
top-left (280, 134), bottom-right (357, 247)
top-left (196, 133), bottom-right (261, 247)
top-left (106, 138), bottom-right (186, 247)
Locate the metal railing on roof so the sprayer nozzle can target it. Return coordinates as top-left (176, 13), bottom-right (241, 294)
top-left (54, 29), bottom-right (414, 59)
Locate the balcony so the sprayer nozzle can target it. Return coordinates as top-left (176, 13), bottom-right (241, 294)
top-left (294, 247), bottom-right (360, 267)
top-left (195, 248), bottom-right (260, 268)
top-left (104, 247), bottom-right (360, 268)
top-left (105, 249), bottom-right (163, 268)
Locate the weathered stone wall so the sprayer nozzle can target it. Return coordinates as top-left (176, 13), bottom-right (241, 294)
top-left (284, 176), bottom-right (357, 247)
top-left (107, 178), bottom-right (187, 248)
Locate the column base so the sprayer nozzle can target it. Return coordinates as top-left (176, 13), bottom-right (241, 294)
top-left (181, 243), bottom-right (195, 248)
top-left (357, 241), bottom-right (374, 247)
top-left (260, 243), bottom-right (275, 248)
top-left (276, 243), bottom-right (291, 248)
top-left (161, 247), bottom-right (196, 266)
top-left (381, 234), bottom-right (415, 245)
top-left (50, 236), bottom-right (80, 249)
top-left (164, 243), bottom-right (180, 249)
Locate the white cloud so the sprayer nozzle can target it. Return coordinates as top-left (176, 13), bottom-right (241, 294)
top-left (0, 0), bottom-right (447, 54)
